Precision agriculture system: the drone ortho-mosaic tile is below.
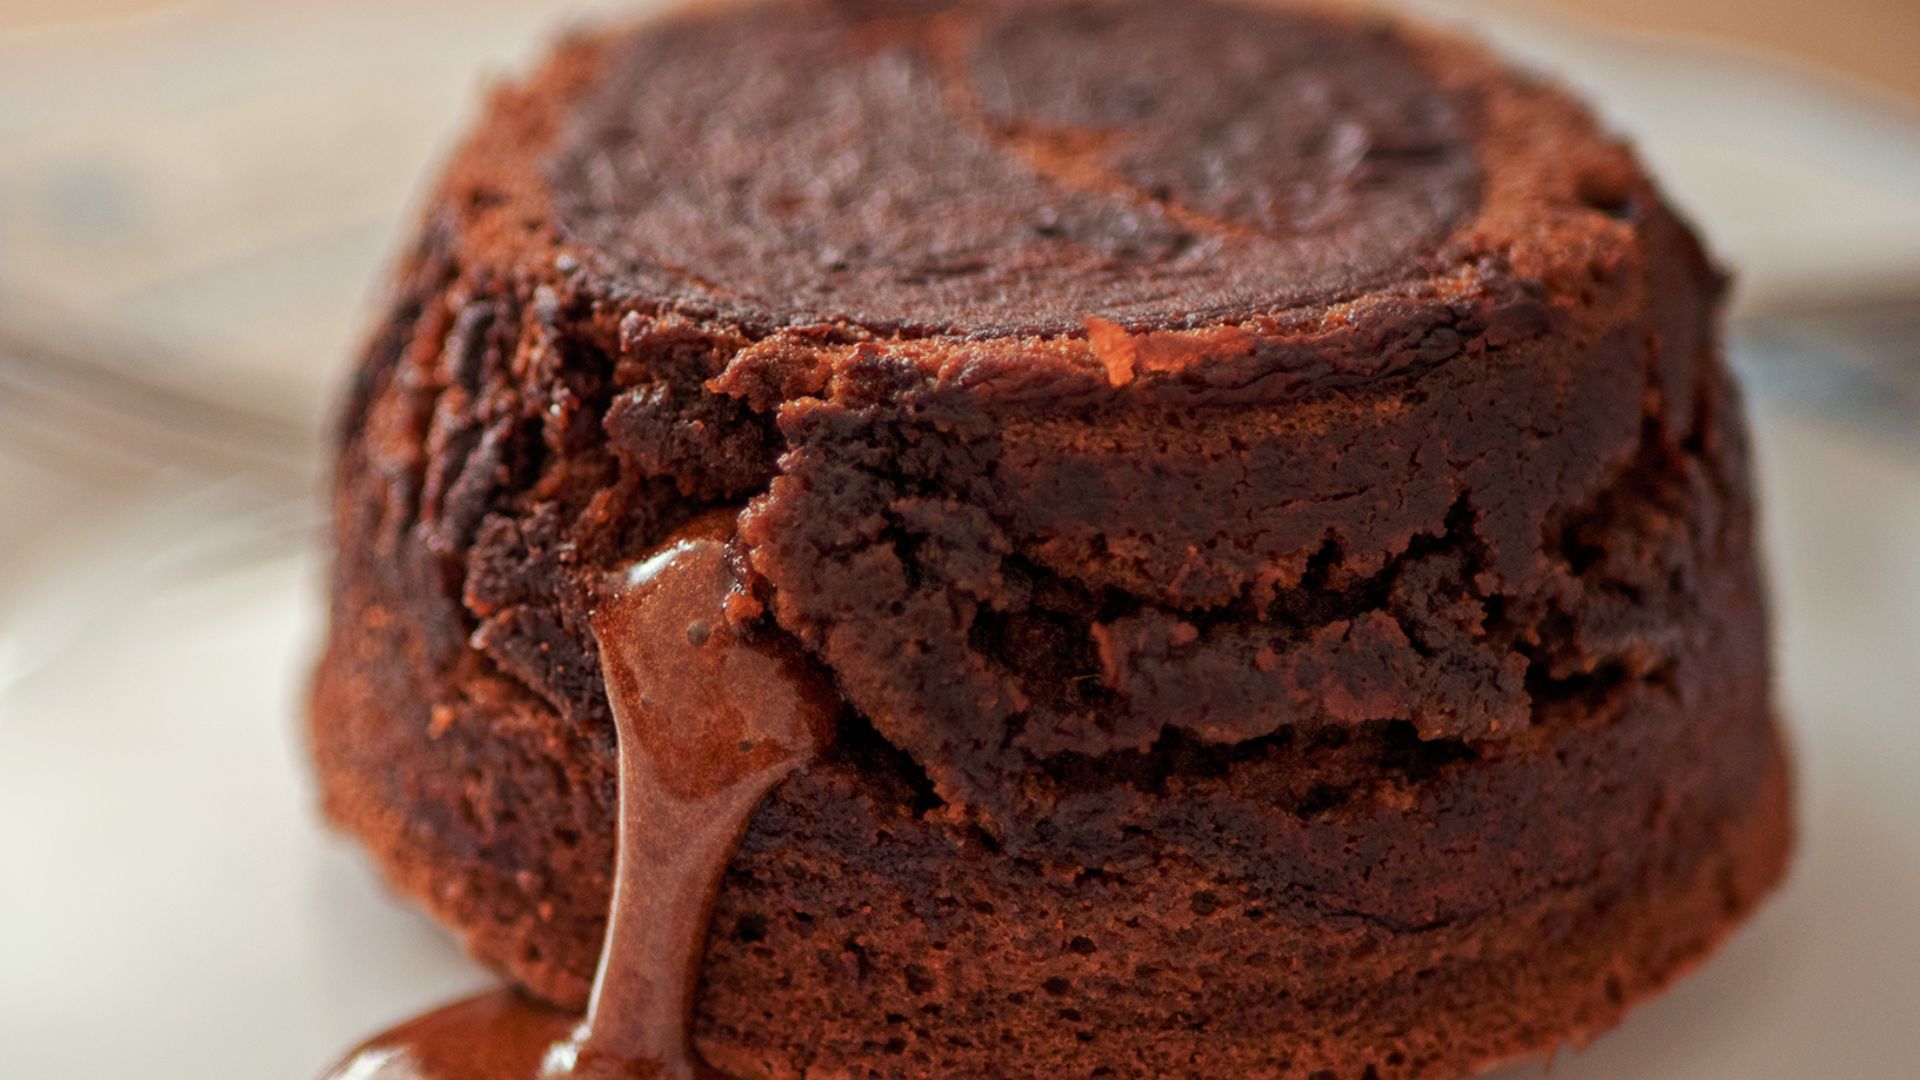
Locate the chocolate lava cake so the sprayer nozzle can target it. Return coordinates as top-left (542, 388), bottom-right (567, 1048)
top-left (310, 0), bottom-right (1793, 1076)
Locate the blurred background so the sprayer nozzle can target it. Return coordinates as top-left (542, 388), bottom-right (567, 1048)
top-left (0, 1), bottom-right (1916, 1077)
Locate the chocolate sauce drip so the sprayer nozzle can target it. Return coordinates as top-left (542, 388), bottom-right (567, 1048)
top-left (321, 518), bottom-right (832, 1079)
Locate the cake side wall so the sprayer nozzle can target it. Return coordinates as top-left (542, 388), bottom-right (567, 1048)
top-left (309, 162), bottom-right (1788, 1078)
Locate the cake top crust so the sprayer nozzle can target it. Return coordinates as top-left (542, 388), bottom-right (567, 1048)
top-left (547, 0), bottom-right (1481, 335)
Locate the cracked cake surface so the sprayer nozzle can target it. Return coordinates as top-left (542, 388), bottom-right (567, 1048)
top-left (310, 0), bottom-right (1793, 1076)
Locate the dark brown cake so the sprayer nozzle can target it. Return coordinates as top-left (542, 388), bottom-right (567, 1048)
top-left (310, 0), bottom-right (1792, 1076)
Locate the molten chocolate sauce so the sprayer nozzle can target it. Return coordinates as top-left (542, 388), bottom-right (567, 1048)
top-left (321, 517), bottom-right (833, 1079)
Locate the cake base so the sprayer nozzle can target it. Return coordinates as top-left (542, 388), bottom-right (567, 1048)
top-left (313, 601), bottom-right (1790, 1079)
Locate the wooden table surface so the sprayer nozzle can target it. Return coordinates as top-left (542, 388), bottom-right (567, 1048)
top-left (7, 0), bottom-right (1920, 99)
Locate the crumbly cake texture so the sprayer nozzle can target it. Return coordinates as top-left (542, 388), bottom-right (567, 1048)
top-left (310, 1), bottom-right (1792, 1077)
